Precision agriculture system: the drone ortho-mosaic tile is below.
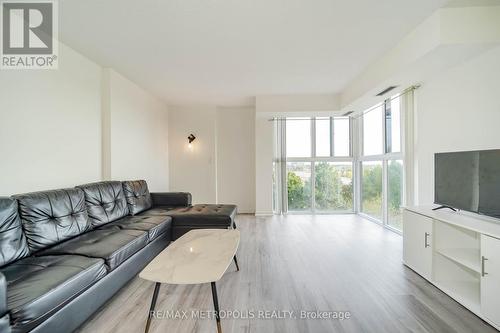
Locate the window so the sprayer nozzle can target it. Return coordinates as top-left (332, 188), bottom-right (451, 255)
top-left (315, 162), bottom-right (353, 211)
top-left (385, 97), bottom-right (401, 153)
top-left (272, 90), bottom-right (410, 232)
top-left (286, 118), bottom-right (311, 158)
top-left (272, 161), bottom-right (277, 213)
top-left (388, 159), bottom-right (403, 230)
top-left (333, 117), bottom-right (350, 157)
top-left (275, 117), bottom-right (353, 213)
top-left (363, 105), bottom-right (383, 156)
top-left (315, 118), bottom-right (330, 157)
top-left (360, 96), bottom-right (404, 232)
top-left (361, 161), bottom-right (383, 220)
top-left (287, 162), bottom-right (312, 211)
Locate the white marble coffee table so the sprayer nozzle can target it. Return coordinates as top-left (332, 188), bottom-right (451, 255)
top-left (140, 229), bottom-right (240, 333)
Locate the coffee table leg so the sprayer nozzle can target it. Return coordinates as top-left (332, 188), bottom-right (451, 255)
top-left (211, 282), bottom-right (222, 333)
top-left (145, 282), bottom-right (161, 333)
top-left (233, 255), bottom-right (240, 271)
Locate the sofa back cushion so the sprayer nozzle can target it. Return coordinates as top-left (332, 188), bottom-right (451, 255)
top-left (76, 181), bottom-right (129, 226)
top-left (0, 198), bottom-right (30, 266)
top-left (122, 180), bottom-right (152, 215)
top-left (14, 188), bottom-right (91, 252)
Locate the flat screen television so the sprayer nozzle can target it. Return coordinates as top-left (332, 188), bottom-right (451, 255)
top-left (434, 149), bottom-right (500, 218)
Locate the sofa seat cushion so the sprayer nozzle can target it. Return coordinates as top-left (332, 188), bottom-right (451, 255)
top-left (40, 229), bottom-right (148, 271)
top-left (139, 207), bottom-right (175, 216)
top-left (146, 204), bottom-right (237, 227)
top-left (1, 255), bottom-right (106, 331)
top-left (13, 188), bottom-right (91, 252)
top-left (99, 215), bottom-right (172, 242)
top-left (76, 181), bottom-right (129, 227)
top-left (140, 204), bottom-right (237, 240)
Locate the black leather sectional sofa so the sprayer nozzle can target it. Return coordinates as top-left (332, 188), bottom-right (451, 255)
top-left (0, 180), bottom-right (237, 333)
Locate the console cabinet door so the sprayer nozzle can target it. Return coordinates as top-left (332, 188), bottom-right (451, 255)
top-left (403, 210), bottom-right (433, 279)
top-left (481, 234), bottom-right (500, 327)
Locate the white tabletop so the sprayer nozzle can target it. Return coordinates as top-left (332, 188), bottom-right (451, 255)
top-left (139, 229), bottom-right (240, 284)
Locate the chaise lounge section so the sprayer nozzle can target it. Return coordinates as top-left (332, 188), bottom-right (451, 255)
top-left (122, 180), bottom-right (237, 239)
top-left (0, 180), bottom-right (237, 333)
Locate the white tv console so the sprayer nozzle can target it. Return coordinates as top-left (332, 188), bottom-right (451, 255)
top-left (403, 206), bottom-right (500, 330)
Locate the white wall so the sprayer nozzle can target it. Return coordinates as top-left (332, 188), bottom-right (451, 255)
top-left (216, 107), bottom-right (255, 213)
top-left (168, 105), bottom-right (256, 211)
top-left (0, 44), bottom-right (169, 195)
top-left (340, 5), bottom-right (500, 114)
top-left (415, 45), bottom-right (500, 204)
top-left (168, 106), bottom-right (218, 203)
top-left (256, 94), bottom-right (340, 115)
top-left (0, 43), bottom-right (102, 195)
top-left (105, 69), bottom-right (169, 191)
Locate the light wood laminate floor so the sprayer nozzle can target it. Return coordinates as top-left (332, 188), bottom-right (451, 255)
top-left (77, 214), bottom-right (497, 333)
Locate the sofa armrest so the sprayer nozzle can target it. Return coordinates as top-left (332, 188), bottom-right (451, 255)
top-left (0, 272), bottom-right (7, 316)
top-left (150, 192), bottom-right (192, 207)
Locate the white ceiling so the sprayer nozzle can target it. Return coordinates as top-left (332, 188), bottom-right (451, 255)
top-left (60, 0), bottom-right (447, 106)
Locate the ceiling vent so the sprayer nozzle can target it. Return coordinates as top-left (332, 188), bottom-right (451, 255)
top-left (376, 86), bottom-right (398, 96)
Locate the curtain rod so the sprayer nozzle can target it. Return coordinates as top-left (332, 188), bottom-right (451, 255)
top-left (350, 84), bottom-right (420, 119)
top-left (267, 116), bottom-right (347, 121)
top-left (267, 85), bottom-right (420, 121)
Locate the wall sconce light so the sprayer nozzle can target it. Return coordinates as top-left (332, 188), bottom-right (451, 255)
top-left (188, 134), bottom-right (196, 149)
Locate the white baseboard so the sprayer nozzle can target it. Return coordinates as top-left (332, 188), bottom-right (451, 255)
top-left (236, 210), bottom-right (256, 215)
top-left (254, 211), bottom-right (274, 216)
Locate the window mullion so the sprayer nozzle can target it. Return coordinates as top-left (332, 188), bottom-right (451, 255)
top-left (352, 117), bottom-right (360, 213)
top-left (311, 161), bottom-right (315, 213)
top-left (349, 117), bottom-right (353, 158)
top-left (330, 117), bottom-right (334, 157)
top-left (359, 112), bottom-right (364, 157)
top-left (382, 100), bottom-right (388, 226)
top-left (382, 160), bottom-right (388, 226)
top-left (281, 119), bottom-right (288, 214)
top-left (311, 118), bottom-right (316, 212)
top-left (384, 99), bottom-right (389, 154)
top-left (311, 117), bottom-right (316, 158)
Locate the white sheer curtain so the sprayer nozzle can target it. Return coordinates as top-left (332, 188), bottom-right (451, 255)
top-left (402, 88), bottom-right (416, 207)
top-left (273, 118), bottom-right (287, 214)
